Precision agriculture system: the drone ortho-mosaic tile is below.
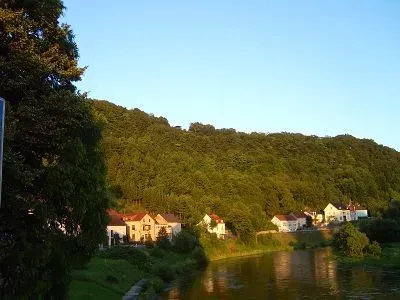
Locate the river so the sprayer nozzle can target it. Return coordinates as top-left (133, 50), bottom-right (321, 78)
top-left (158, 248), bottom-right (400, 299)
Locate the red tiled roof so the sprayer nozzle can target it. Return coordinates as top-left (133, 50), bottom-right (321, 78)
top-left (210, 214), bottom-right (224, 223)
top-left (160, 213), bottom-right (180, 223)
top-left (291, 212), bottom-right (308, 219)
top-left (122, 212), bottom-right (148, 221)
top-left (274, 214), bottom-right (297, 222)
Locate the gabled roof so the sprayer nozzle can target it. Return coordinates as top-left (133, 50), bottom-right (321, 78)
top-left (122, 212), bottom-right (148, 221)
top-left (291, 212), bottom-right (308, 219)
top-left (210, 213), bottom-right (224, 223)
top-left (154, 215), bottom-right (168, 225)
top-left (108, 215), bottom-right (126, 227)
top-left (160, 213), bottom-right (180, 223)
top-left (274, 214), bottom-right (297, 222)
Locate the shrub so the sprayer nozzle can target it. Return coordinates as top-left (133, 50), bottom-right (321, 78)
top-left (359, 218), bottom-right (400, 243)
top-left (145, 236), bottom-right (155, 249)
top-left (97, 247), bottom-right (151, 271)
top-left (152, 263), bottom-right (176, 282)
top-left (150, 247), bottom-right (165, 258)
top-left (172, 231), bottom-right (198, 254)
top-left (365, 241), bottom-right (382, 257)
top-left (333, 222), bottom-right (369, 257)
top-left (156, 228), bottom-right (172, 250)
top-left (191, 247), bottom-right (208, 266)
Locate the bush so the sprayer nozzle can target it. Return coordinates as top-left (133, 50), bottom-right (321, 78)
top-left (150, 247), bottom-right (165, 258)
top-left (365, 241), bottom-right (382, 257)
top-left (172, 231), bottom-right (198, 254)
top-left (359, 218), bottom-right (400, 243)
top-left (333, 222), bottom-right (369, 257)
top-left (191, 247), bottom-right (208, 266)
top-left (145, 236), bottom-right (155, 249)
top-left (152, 263), bottom-right (176, 282)
top-left (97, 247), bottom-right (151, 271)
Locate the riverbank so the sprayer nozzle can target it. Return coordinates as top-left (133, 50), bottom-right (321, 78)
top-left (201, 230), bottom-right (333, 261)
top-left (334, 243), bottom-right (400, 268)
top-left (68, 230), bottom-right (334, 299)
top-left (69, 233), bottom-right (206, 300)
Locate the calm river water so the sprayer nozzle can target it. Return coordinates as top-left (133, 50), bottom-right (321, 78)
top-left (158, 248), bottom-right (400, 299)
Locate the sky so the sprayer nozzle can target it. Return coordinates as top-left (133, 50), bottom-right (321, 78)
top-left (62, 0), bottom-right (400, 151)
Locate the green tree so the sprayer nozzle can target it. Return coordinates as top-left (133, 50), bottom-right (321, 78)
top-left (0, 1), bottom-right (107, 298)
top-left (156, 227), bottom-right (171, 249)
top-left (333, 222), bottom-right (369, 257)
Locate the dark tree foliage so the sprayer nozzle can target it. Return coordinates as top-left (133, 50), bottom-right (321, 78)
top-left (92, 100), bottom-right (400, 231)
top-left (0, 1), bottom-right (108, 298)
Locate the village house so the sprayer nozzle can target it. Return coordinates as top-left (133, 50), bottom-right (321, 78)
top-left (154, 214), bottom-right (182, 237)
top-left (122, 212), bottom-right (156, 242)
top-left (200, 214), bottom-right (226, 239)
top-left (271, 214), bottom-right (298, 232)
top-left (106, 209), bottom-right (127, 246)
top-left (347, 203), bottom-right (368, 220)
top-left (290, 212), bottom-right (308, 228)
top-left (324, 202), bottom-right (368, 223)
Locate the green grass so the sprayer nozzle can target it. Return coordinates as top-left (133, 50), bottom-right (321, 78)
top-left (200, 230), bottom-right (333, 261)
top-left (271, 230), bottom-right (333, 247)
top-left (68, 257), bottom-right (145, 300)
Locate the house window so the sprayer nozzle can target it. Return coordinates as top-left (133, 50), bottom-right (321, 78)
top-left (143, 225), bottom-right (151, 231)
top-left (131, 225), bottom-right (135, 230)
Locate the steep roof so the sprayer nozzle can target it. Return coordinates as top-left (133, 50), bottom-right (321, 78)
top-left (274, 214), bottom-right (297, 222)
top-left (108, 215), bottom-right (126, 227)
top-left (122, 212), bottom-right (148, 221)
top-left (291, 212), bottom-right (308, 219)
top-left (210, 213), bottom-right (224, 223)
top-left (160, 213), bottom-right (180, 223)
top-left (154, 215), bottom-right (168, 225)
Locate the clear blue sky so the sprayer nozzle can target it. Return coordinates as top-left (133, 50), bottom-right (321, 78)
top-left (62, 0), bottom-right (400, 151)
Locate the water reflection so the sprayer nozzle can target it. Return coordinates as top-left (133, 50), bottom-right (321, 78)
top-left (159, 248), bottom-right (400, 300)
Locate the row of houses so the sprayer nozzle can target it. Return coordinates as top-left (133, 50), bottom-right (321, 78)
top-left (271, 202), bottom-right (368, 232)
top-left (106, 210), bottom-right (227, 246)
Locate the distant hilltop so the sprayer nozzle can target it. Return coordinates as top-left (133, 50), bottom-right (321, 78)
top-left (91, 99), bottom-right (400, 229)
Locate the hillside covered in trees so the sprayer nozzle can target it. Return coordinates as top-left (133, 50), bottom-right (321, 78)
top-left (92, 100), bottom-right (400, 230)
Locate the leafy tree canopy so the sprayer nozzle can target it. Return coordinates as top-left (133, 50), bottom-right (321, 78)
top-left (91, 100), bottom-right (400, 240)
top-left (0, 1), bottom-right (107, 298)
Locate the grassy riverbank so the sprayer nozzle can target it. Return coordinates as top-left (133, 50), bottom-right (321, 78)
top-left (69, 257), bottom-right (145, 300)
top-left (201, 230), bottom-right (333, 261)
top-left (69, 231), bottom-right (207, 300)
top-left (335, 243), bottom-right (400, 268)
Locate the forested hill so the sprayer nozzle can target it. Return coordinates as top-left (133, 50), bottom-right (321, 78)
top-left (92, 100), bottom-right (400, 226)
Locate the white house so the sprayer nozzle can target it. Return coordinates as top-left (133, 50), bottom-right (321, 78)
top-left (122, 212), bottom-right (156, 242)
top-left (291, 212), bottom-right (308, 228)
top-left (201, 214), bottom-right (226, 239)
top-left (324, 202), bottom-right (368, 223)
top-left (271, 215), bottom-right (298, 232)
top-left (154, 213), bottom-right (181, 239)
top-left (324, 203), bottom-right (351, 223)
top-left (107, 209), bottom-right (127, 246)
top-left (347, 203), bottom-right (368, 220)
